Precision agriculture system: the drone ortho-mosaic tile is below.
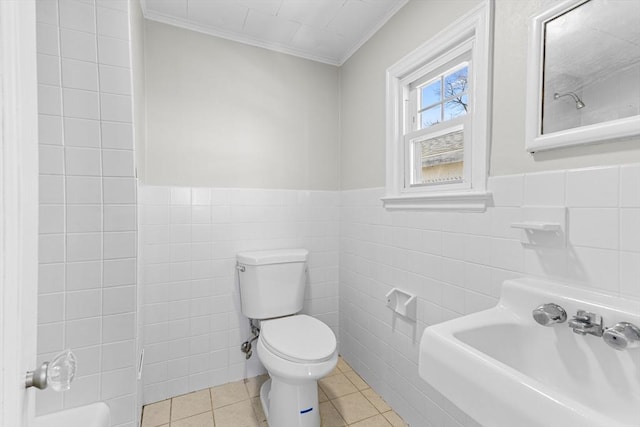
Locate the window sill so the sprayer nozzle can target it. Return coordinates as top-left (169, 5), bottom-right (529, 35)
top-left (381, 190), bottom-right (490, 211)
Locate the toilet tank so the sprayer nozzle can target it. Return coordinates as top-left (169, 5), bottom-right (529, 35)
top-left (236, 249), bottom-right (308, 320)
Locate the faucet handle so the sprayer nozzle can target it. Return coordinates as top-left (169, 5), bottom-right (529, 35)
top-left (603, 322), bottom-right (640, 351)
top-left (532, 303), bottom-right (567, 326)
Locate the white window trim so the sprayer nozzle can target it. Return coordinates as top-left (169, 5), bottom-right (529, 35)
top-left (382, 0), bottom-right (493, 211)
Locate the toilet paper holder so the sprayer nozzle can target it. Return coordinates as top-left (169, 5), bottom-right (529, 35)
top-left (386, 288), bottom-right (417, 321)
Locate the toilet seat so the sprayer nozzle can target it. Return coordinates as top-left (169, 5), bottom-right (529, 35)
top-left (260, 315), bottom-right (336, 364)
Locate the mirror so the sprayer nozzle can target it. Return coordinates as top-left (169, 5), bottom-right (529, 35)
top-left (525, 0), bottom-right (640, 152)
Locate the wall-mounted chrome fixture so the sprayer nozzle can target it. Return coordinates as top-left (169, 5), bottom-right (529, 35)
top-left (532, 303), bottom-right (567, 326)
top-left (554, 91), bottom-right (586, 109)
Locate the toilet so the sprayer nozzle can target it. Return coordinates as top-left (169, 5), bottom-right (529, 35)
top-left (236, 249), bottom-right (337, 427)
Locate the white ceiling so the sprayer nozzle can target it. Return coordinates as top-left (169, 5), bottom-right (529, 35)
top-left (141, 0), bottom-right (408, 65)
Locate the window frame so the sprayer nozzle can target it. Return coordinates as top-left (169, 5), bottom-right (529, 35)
top-left (382, 0), bottom-right (493, 211)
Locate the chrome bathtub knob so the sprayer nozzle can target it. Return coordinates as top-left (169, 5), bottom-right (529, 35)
top-left (603, 322), bottom-right (640, 351)
top-left (532, 303), bottom-right (567, 326)
top-left (26, 349), bottom-right (77, 391)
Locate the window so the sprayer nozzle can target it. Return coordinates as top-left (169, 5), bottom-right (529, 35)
top-left (383, 1), bottom-right (492, 211)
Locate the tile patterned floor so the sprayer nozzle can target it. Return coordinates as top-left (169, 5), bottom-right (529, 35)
top-left (141, 356), bottom-right (408, 427)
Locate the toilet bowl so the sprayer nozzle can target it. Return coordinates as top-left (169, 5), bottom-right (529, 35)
top-left (236, 249), bottom-right (338, 427)
top-left (257, 314), bottom-right (337, 427)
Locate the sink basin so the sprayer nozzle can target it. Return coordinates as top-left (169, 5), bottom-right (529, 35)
top-left (419, 278), bottom-right (640, 427)
top-left (33, 402), bottom-right (110, 427)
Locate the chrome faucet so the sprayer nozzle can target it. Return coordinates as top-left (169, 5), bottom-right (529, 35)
top-left (568, 310), bottom-right (604, 337)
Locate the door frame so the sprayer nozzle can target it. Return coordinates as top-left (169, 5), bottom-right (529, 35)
top-left (0, 0), bottom-right (39, 426)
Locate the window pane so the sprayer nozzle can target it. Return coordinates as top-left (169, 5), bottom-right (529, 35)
top-left (445, 66), bottom-right (468, 98)
top-left (420, 79), bottom-right (441, 109)
top-left (413, 129), bottom-right (464, 185)
top-left (444, 94), bottom-right (468, 120)
top-left (420, 105), bottom-right (441, 128)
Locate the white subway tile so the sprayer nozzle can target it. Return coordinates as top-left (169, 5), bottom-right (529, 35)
top-left (36, 0), bottom-right (59, 25)
top-left (63, 374), bottom-right (100, 409)
top-left (66, 289), bottom-right (101, 320)
top-left (104, 258), bottom-right (136, 287)
top-left (37, 322), bottom-right (64, 354)
top-left (100, 93), bottom-right (132, 123)
top-left (67, 233), bottom-right (102, 261)
top-left (73, 346), bottom-right (101, 377)
top-left (39, 205), bottom-right (65, 234)
top-left (61, 58), bottom-right (98, 91)
top-left (39, 234), bottom-right (65, 264)
top-left (65, 317), bottom-right (101, 348)
top-left (60, 28), bottom-right (96, 62)
top-left (64, 118), bottom-right (100, 147)
top-left (170, 187), bottom-right (192, 205)
top-left (101, 122), bottom-right (133, 149)
top-left (39, 145), bottom-right (64, 175)
top-left (38, 293), bottom-right (64, 324)
top-left (488, 174), bottom-right (523, 207)
top-left (620, 251), bottom-right (640, 298)
top-left (490, 238), bottom-right (524, 272)
top-left (99, 64), bottom-right (131, 95)
top-left (65, 147), bottom-right (101, 176)
top-left (569, 247), bottom-right (619, 294)
top-left (40, 175), bottom-right (65, 204)
top-left (103, 313), bottom-right (135, 343)
top-left (66, 261), bottom-right (102, 290)
top-left (524, 170), bottom-right (566, 206)
top-left (66, 205), bottom-right (102, 232)
top-left (569, 208), bottom-right (619, 250)
top-left (102, 340), bottom-right (135, 371)
top-left (103, 286), bottom-right (135, 315)
top-left (37, 23), bottom-right (60, 56)
top-left (102, 149), bottom-right (134, 177)
top-left (97, 7), bottom-right (129, 39)
top-left (103, 177), bottom-right (136, 204)
top-left (66, 176), bottom-right (102, 204)
top-left (104, 231), bottom-right (136, 259)
top-left (59, 0), bottom-right (96, 33)
top-left (39, 115), bottom-right (64, 145)
top-left (37, 53), bottom-right (61, 86)
top-left (38, 85), bottom-right (62, 116)
top-left (97, 36), bottom-right (130, 67)
top-left (566, 166), bottom-right (619, 207)
top-left (620, 164), bottom-right (640, 208)
top-left (620, 208), bottom-right (640, 252)
top-left (104, 205), bottom-right (136, 232)
top-left (63, 88), bottom-right (100, 119)
top-left (39, 263), bottom-right (65, 294)
top-left (101, 368), bottom-right (135, 400)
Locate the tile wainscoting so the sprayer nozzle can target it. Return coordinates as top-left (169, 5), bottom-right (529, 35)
top-left (339, 164), bottom-right (640, 427)
top-left (138, 185), bottom-right (340, 404)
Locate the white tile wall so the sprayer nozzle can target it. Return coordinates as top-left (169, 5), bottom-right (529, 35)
top-left (36, 0), bottom-right (137, 426)
top-left (138, 185), bottom-right (340, 404)
top-left (339, 164), bottom-right (640, 427)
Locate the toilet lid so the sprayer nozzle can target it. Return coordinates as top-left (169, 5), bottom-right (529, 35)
top-left (260, 315), bottom-right (336, 363)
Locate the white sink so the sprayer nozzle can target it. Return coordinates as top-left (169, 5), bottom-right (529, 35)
top-left (33, 402), bottom-right (110, 427)
top-left (419, 278), bottom-right (640, 427)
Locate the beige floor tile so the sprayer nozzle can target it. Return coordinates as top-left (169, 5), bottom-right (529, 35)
top-left (344, 370), bottom-right (368, 391)
top-left (382, 411), bottom-right (408, 427)
top-left (318, 385), bottom-right (329, 403)
top-left (361, 389), bottom-right (391, 413)
top-left (170, 412), bottom-right (214, 427)
top-left (211, 380), bottom-right (249, 409)
top-left (171, 390), bottom-right (212, 421)
top-left (319, 373), bottom-right (359, 399)
top-left (213, 400), bottom-right (260, 427)
top-left (251, 396), bottom-right (266, 422)
top-left (337, 356), bottom-right (353, 373)
top-left (244, 374), bottom-right (269, 398)
top-left (349, 414), bottom-right (393, 427)
top-left (331, 392), bottom-right (378, 424)
top-left (326, 365), bottom-right (342, 377)
top-left (319, 401), bottom-right (346, 427)
top-left (141, 399), bottom-right (171, 427)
